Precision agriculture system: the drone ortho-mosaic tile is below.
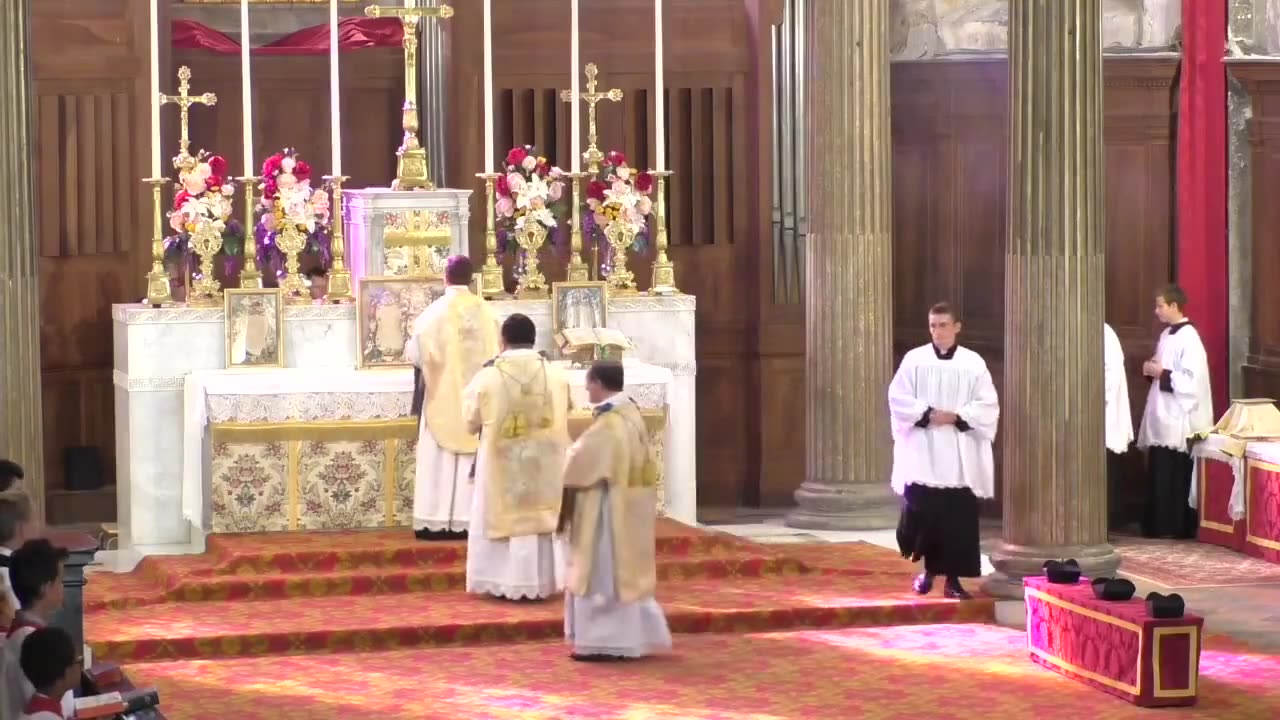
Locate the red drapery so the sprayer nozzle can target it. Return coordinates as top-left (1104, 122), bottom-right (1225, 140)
top-left (172, 17), bottom-right (404, 54)
top-left (1177, 1), bottom-right (1228, 417)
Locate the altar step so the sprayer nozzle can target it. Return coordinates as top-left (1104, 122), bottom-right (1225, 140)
top-left (86, 571), bottom-right (994, 664)
top-left (86, 549), bottom-right (813, 610)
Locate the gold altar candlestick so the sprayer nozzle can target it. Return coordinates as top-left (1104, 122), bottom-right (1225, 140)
top-left (365, 3), bottom-right (454, 191)
top-left (477, 172), bottom-right (504, 298)
top-left (567, 172), bottom-right (589, 282)
top-left (144, 178), bottom-right (173, 306)
top-left (648, 170), bottom-right (678, 295)
top-left (237, 175), bottom-right (263, 289)
top-left (325, 175), bottom-right (354, 303)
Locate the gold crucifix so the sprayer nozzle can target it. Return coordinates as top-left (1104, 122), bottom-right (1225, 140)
top-left (365, 1), bottom-right (454, 190)
top-left (160, 66), bottom-right (217, 171)
top-left (560, 63), bottom-right (623, 173)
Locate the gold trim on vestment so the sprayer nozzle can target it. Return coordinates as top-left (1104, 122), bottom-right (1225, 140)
top-left (209, 418), bottom-right (419, 444)
top-left (286, 442), bottom-right (302, 530)
top-left (567, 407), bottom-right (667, 440)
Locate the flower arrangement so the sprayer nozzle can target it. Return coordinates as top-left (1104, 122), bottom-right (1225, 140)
top-left (254, 149), bottom-right (332, 282)
top-left (164, 153), bottom-right (243, 275)
top-left (494, 145), bottom-right (569, 252)
top-left (584, 150), bottom-right (654, 256)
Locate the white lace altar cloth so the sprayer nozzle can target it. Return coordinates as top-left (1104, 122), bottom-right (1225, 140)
top-left (183, 362), bottom-right (672, 534)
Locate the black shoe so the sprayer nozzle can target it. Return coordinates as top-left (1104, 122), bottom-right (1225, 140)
top-left (912, 574), bottom-right (934, 595)
top-left (415, 528), bottom-right (469, 541)
top-left (571, 653), bottom-right (628, 662)
top-left (943, 580), bottom-right (972, 601)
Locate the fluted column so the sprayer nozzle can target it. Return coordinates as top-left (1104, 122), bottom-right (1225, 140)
top-left (984, 0), bottom-right (1118, 597)
top-left (0, 0), bottom-right (45, 521)
top-left (785, 0), bottom-right (897, 530)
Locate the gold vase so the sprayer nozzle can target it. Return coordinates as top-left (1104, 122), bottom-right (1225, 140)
top-left (187, 218), bottom-right (225, 305)
top-left (515, 222), bottom-right (549, 298)
top-left (603, 221), bottom-right (637, 292)
top-left (276, 222), bottom-right (309, 302)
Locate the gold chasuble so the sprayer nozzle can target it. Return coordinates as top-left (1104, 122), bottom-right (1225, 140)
top-left (463, 351), bottom-right (571, 539)
top-left (562, 398), bottom-right (661, 603)
top-left (415, 288), bottom-right (499, 453)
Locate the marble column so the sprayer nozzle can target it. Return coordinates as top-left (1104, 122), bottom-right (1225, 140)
top-left (984, 0), bottom-right (1119, 597)
top-left (786, 0), bottom-right (898, 530)
top-left (0, 0), bottom-right (45, 520)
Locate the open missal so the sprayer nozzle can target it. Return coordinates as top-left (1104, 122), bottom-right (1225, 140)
top-left (557, 327), bottom-right (633, 363)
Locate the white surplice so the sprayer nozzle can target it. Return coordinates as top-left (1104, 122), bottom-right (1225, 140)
top-left (1104, 323), bottom-right (1135, 454)
top-left (1136, 321), bottom-right (1214, 451)
top-left (888, 344), bottom-right (1000, 499)
top-left (5, 617), bottom-right (73, 720)
top-left (463, 349), bottom-right (566, 599)
top-left (404, 286), bottom-right (497, 532)
top-left (563, 394), bottom-right (672, 658)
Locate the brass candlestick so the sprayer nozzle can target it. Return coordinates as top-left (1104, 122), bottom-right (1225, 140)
top-left (476, 172), bottom-right (504, 299)
top-left (648, 170), bottom-right (678, 295)
top-left (566, 172), bottom-right (589, 282)
top-left (236, 175), bottom-right (263, 289)
top-left (143, 178), bottom-right (173, 306)
top-left (325, 175), bottom-right (354, 303)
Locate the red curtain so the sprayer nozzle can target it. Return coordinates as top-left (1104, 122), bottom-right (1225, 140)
top-left (1177, 1), bottom-right (1228, 417)
top-left (172, 17), bottom-right (404, 55)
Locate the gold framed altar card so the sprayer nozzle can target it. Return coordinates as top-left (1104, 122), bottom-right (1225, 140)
top-left (224, 288), bottom-right (285, 369)
top-left (357, 276), bottom-right (445, 369)
top-left (551, 281), bottom-right (608, 336)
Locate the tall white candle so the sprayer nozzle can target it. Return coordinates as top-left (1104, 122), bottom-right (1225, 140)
top-left (483, 0), bottom-right (494, 171)
top-left (149, 0), bottom-right (161, 178)
top-left (654, 0), bottom-right (665, 171)
top-left (330, 0), bottom-right (342, 175)
top-left (570, 0), bottom-right (580, 172)
top-left (240, 0), bottom-right (254, 176)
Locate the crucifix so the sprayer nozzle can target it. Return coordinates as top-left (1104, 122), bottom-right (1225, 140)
top-left (159, 66), bottom-right (217, 170)
top-left (560, 63), bottom-right (623, 173)
top-left (365, 1), bottom-right (454, 190)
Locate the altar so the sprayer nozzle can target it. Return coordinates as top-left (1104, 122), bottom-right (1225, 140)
top-left (112, 295), bottom-right (696, 552)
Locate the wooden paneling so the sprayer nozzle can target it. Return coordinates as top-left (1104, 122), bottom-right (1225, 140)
top-left (1234, 64), bottom-right (1280, 400)
top-left (32, 0), bottom-right (162, 523)
top-left (755, 57), bottom-right (1178, 512)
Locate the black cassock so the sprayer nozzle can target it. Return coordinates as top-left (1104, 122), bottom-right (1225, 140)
top-left (896, 483), bottom-right (981, 578)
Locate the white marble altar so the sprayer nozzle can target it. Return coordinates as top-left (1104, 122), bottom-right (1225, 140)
top-left (112, 294), bottom-right (696, 553)
top-left (342, 188), bottom-right (471, 281)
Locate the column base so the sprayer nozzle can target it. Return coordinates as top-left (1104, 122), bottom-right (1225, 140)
top-left (785, 480), bottom-right (900, 531)
top-left (982, 541), bottom-right (1121, 599)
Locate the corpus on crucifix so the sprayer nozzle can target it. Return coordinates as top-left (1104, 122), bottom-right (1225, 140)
top-left (560, 63), bottom-right (623, 173)
top-left (365, 1), bottom-right (454, 190)
top-left (160, 66), bottom-right (218, 169)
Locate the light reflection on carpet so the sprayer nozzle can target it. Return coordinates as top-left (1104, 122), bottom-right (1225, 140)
top-left (126, 624), bottom-right (1280, 720)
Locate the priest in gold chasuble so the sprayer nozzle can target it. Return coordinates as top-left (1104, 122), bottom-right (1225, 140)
top-left (461, 314), bottom-right (569, 600)
top-left (405, 256), bottom-right (500, 541)
top-left (561, 362), bottom-right (672, 662)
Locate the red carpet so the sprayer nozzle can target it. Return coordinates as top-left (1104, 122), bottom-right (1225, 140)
top-left (86, 522), bottom-right (992, 663)
top-left (123, 624), bottom-right (1280, 720)
top-left (1112, 535), bottom-right (1280, 588)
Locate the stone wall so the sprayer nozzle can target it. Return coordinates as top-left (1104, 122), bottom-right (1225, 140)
top-left (891, 0), bottom-right (1181, 60)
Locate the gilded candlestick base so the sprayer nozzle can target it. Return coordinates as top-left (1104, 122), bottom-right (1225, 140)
top-left (392, 143), bottom-right (432, 191)
top-left (566, 172), bottom-right (590, 282)
top-left (647, 172), bottom-right (678, 296)
top-left (324, 175), bottom-right (354, 304)
top-left (237, 175), bottom-right (264, 289)
top-left (477, 172), bottom-right (506, 299)
top-left (143, 178), bottom-right (173, 306)
top-left (649, 260), bottom-right (678, 296)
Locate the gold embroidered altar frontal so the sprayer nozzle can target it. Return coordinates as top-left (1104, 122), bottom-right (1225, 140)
top-left (208, 419), bottom-right (419, 533)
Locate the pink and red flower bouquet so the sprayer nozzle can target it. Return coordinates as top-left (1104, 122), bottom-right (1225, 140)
top-left (583, 150), bottom-right (654, 255)
top-left (494, 145), bottom-right (569, 252)
top-left (254, 149), bottom-right (333, 283)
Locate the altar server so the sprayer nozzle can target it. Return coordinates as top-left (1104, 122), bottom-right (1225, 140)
top-left (6, 540), bottom-right (72, 720)
top-left (889, 302), bottom-right (999, 600)
top-left (1105, 323), bottom-right (1134, 528)
top-left (16, 628), bottom-right (79, 720)
top-left (561, 361), bottom-right (672, 662)
top-left (405, 256), bottom-right (500, 541)
top-left (462, 314), bottom-right (569, 600)
top-left (1137, 285), bottom-right (1213, 539)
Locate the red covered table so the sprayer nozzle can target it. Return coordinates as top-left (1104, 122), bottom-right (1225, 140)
top-left (1244, 442), bottom-right (1280, 564)
top-left (1192, 433), bottom-right (1247, 550)
top-left (1024, 577), bottom-right (1203, 707)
